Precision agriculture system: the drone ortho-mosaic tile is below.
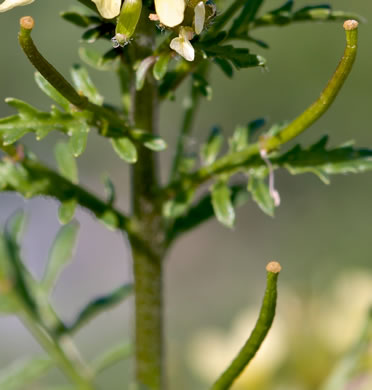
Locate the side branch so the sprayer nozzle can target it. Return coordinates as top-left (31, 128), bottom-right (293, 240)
top-left (263, 20), bottom-right (359, 151)
top-left (165, 20), bottom-right (359, 194)
top-left (18, 17), bottom-right (131, 137)
top-left (0, 145), bottom-right (131, 232)
top-left (210, 262), bottom-right (281, 390)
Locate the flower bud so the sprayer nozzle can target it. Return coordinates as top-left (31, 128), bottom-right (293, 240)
top-left (113, 0), bottom-right (142, 47)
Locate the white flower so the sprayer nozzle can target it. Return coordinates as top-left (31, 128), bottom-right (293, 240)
top-left (91, 0), bottom-right (121, 19)
top-left (170, 27), bottom-right (195, 62)
top-left (0, 0), bottom-right (34, 13)
top-left (194, 1), bottom-right (205, 35)
top-left (155, 0), bottom-right (185, 28)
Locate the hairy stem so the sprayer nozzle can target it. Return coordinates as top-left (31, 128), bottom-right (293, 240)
top-left (128, 11), bottom-right (166, 390)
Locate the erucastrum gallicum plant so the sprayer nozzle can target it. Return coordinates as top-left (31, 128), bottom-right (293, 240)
top-left (0, 0), bottom-right (370, 389)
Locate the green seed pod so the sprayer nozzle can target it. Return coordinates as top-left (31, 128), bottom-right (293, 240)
top-left (113, 0), bottom-right (142, 47)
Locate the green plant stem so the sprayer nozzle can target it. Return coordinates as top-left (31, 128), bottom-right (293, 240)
top-left (210, 262), bottom-right (281, 390)
top-left (20, 308), bottom-right (94, 390)
top-left (164, 21), bottom-right (359, 196)
top-left (170, 63), bottom-right (209, 181)
top-left (18, 17), bottom-right (132, 137)
top-left (128, 11), bottom-right (166, 390)
top-left (132, 247), bottom-right (164, 390)
top-left (262, 21), bottom-right (358, 151)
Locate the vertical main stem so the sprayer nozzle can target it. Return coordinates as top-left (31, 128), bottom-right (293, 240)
top-left (132, 247), bottom-right (164, 390)
top-left (129, 11), bottom-right (165, 390)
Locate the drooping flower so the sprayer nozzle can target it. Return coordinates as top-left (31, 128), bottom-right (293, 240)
top-left (155, 0), bottom-right (185, 28)
top-left (0, 0), bottom-right (34, 13)
top-left (170, 27), bottom-right (195, 62)
top-left (91, 0), bottom-right (122, 19)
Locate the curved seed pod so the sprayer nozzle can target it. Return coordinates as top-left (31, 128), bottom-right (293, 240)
top-left (113, 0), bottom-right (142, 47)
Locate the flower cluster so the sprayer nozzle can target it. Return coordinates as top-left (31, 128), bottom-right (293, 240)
top-left (0, 0), bottom-right (216, 62)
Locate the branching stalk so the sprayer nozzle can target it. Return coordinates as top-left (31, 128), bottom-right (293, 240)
top-left (18, 17), bottom-right (132, 137)
top-left (164, 20), bottom-right (359, 195)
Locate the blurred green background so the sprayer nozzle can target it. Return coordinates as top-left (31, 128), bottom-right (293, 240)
top-left (0, 0), bottom-right (372, 389)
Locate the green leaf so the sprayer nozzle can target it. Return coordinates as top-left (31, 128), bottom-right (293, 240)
top-left (3, 214), bottom-right (38, 314)
top-left (68, 284), bottom-right (133, 333)
top-left (198, 43), bottom-right (266, 70)
top-left (0, 127), bottom-right (29, 145)
top-left (69, 121), bottom-right (90, 157)
top-left (92, 342), bottom-right (132, 373)
top-left (229, 119), bottom-right (266, 152)
top-left (229, 125), bottom-right (249, 153)
top-left (0, 99), bottom-right (90, 144)
top-left (136, 56), bottom-right (157, 91)
top-left (211, 181), bottom-right (235, 228)
top-left (70, 65), bottom-right (103, 105)
top-left (79, 47), bottom-right (118, 71)
top-left (153, 53), bottom-right (171, 81)
top-left (169, 184), bottom-right (249, 242)
top-left (248, 176), bottom-right (275, 217)
top-left (0, 234), bottom-right (21, 315)
top-left (0, 358), bottom-right (53, 390)
top-left (214, 57), bottom-right (234, 78)
top-left (81, 25), bottom-right (108, 43)
top-left (275, 136), bottom-right (372, 182)
top-left (201, 127), bottom-right (224, 165)
top-left (253, 2), bottom-right (363, 28)
top-left (0, 161), bottom-right (49, 198)
top-left (42, 221), bottom-right (79, 292)
top-left (55, 142), bottom-right (79, 184)
top-left (230, 0), bottom-right (264, 35)
top-left (111, 137), bottom-right (138, 163)
top-left (6, 210), bottom-right (27, 244)
top-left (34, 73), bottom-right (71, 111)
top-left (60, 11), bottom-right (100, 28)
top-left (163, 188), bottom-right (195, 218)
top-left (102, 174), bottom-right (116, 205)
top-left (131, 129), bottom-right (167, 151)
top-left (5, 98), bottom-right (40, 118)
top-left (99, 210), bottom-right (119, 230)
top-left (58, 199), bottom-right (78, 225)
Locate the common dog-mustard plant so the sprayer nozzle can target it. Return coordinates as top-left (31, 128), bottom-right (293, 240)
top-left (0, 1), bottom-right (370, 389)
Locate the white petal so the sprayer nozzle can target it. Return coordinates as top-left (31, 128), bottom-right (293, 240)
top-left (155, 0), bottom-right (185, 27)
top-left (0, 0), bottom-right (34, 13)
top-left (91, 0), bottom-right (121, 19)
top-left (170, 36), bottom-right (195, 62)
top-left (194, 1), bottom-right (205, 35)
